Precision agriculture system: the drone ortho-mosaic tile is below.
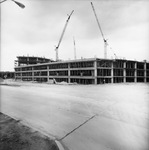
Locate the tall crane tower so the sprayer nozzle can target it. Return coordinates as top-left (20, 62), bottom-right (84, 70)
top-left (55, 10), bottom-right (74, 61)
top-left (73, 36), bottom-right (77, 60)
top-left (91, 2), bottom-right (108, 59)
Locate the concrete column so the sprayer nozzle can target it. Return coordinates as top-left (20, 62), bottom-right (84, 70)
top-left (144, 62), bottom-right (147, 83)
top-left (123, 62), bottom-right (126, 83)
top-left (32, 67), bottom-right (34, 81)
top-left (94, 60), bottom-right (97, 84)
top-left (68, 63), bottom-right (70, 83)
top-left (111, 62), bottom-right (113, 83)
top-left (19, 68), bottom-right (22, 81)
top-left (134, 62), bottom-right (137, 82)
top-left (47, 65), bottom-right (49, 82)
top-left (21, 72), bottom-right (22, 81)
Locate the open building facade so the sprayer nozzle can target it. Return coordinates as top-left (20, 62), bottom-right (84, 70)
top-left (14, 57), bottom-right (149, 84)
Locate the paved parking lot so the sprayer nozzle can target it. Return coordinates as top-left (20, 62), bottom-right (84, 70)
top-left (1, 82), bottom-right (149, 150)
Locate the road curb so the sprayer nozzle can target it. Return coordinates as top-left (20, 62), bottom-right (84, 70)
top-left (55, 140), bottom-right (65, 150)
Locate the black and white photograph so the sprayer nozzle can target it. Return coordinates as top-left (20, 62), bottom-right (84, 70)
top-left (0, 0), bottom-right (149, 150)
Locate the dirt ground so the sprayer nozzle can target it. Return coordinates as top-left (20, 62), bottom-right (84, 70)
top-left (0, 112), bottom-right (59, 150)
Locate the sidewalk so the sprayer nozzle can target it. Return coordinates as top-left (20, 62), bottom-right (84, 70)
top-left (0, 112), bottom-right (59, 150)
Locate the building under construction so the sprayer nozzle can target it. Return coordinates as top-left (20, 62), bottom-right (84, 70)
top-left (14, 4), bottom-right (149, 84)
top-left (14, 57), bottom-right (149, 84)
top-left (15, 56), bottom-right (54, 66)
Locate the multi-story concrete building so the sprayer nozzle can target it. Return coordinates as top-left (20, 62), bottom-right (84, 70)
top-left (14, 57), bottom-right (149, 84)
top-left (15, 56), bottom-right (53, 66)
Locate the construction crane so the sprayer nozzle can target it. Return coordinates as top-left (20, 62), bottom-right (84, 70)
top-left (91, 2), bottom-right (108, 59)
top-left (55, 10), bottom-right (74, 61)
top-left (73, 36), bottom-right (77, 60)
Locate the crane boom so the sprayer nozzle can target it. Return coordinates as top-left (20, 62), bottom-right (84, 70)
top-left (91, 2), bottom-right (105, 41)
top-left (73, 36), bottom-right (76, 60)
top-left (91, 2), bottom-right (107, 59)
top-left (55, 10), bottom-right (74, 61)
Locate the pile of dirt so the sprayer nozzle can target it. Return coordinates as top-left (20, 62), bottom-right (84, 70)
top-left (0, 112), bottom-right (59, 150)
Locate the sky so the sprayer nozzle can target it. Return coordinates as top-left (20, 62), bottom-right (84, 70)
top-left (1, 0), bottom-right (149, 71)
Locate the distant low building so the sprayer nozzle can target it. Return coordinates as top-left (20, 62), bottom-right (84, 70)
top-left (14, 57), bottom-right (149, 84)
top-left (0, 71), bottom-right (15, 79)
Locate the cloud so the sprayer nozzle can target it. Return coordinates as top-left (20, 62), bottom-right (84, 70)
top-left (80, 0), bottom-right (149, 38)
top-left (1, 0), bottom-right (149, 71)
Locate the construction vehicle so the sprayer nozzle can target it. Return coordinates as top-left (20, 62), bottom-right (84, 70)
top-left (55, 10), bottom-right (74, 61)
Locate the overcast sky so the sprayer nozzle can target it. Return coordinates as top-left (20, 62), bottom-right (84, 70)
top-left (1, 0), bottom-right (149, 71)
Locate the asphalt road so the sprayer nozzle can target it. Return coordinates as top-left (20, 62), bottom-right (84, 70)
top-left (1, 83), bottom-right (149, 150)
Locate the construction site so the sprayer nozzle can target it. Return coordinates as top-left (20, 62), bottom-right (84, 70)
top-left (14, 57), bottom-right (149, 84)
top-left (1, 1), bottom-right (149, 150)
top-left (14, 2), bottom-right (149, 85)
